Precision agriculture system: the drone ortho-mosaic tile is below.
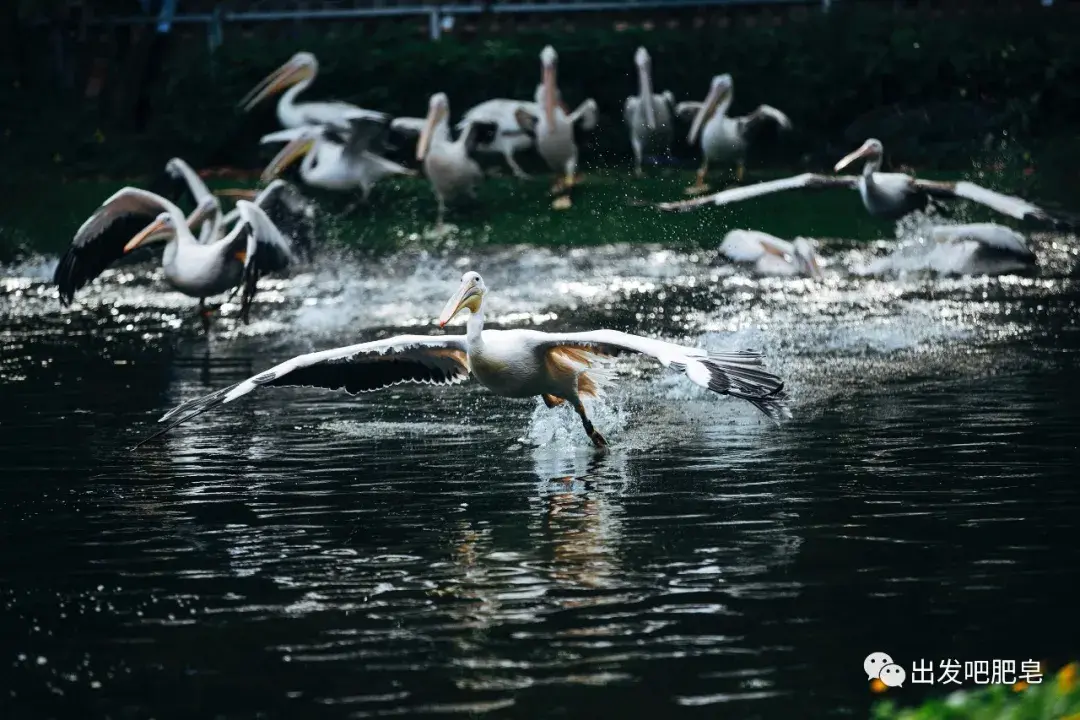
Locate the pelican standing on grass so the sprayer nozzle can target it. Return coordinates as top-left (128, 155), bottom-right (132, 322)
top-left (412, 92), bottom-right (498, 231)
top-left (135, 271), bottom-right (791, 451)
top-left (515, 46), bottom-right (599, 210)
top-left (456, 98), bottom-right (541, 179)
top-left (718, 230), bottom-right (823, 278)
top-left (54, 188), bottom-right (296, 330)
top-left (654, 138), bottom-right (1080, 229)
top-left (677, 73), bottom-right (792, 195)
top-left (260, 118), bottom-right (416, 211)
top-left (624, 47), bottom-right (676, 178)
top-left (239, 51), bottom-right (387, 129)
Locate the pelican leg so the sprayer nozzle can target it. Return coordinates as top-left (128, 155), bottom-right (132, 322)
top-left (631, 139), bottom-right (644, 179)
top-left (198, 298), bottom-right (213, 334)
top-left (735, 160), bottom-right (745, 183)
top-left (505, 153), bottom-right (530, 180)
top-left (435, 197), bottom-right (446, 233)
top-left (684, 160), bottom-right (711, 196)
top-left (572, 399), bottom-right (608, 448)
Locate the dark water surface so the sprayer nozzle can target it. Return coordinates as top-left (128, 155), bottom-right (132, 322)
top-left (2, 236), bottom-right (1079, 718)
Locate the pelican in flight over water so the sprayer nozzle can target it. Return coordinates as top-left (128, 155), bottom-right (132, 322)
top-left (515, 46), bottom-right (599, 210)
top-left (719, 230), bottom-right (823, 279)
top-left (135, 271), bottom-right (790, 451)
top-left (677, 73), bottom-right (792, 194)
top-left (239, 51), bottom-right (387, 129)
top-left (655, 138), bottom-right (1080, 229)
top-left (55, 188), bottom-right (297, 328)
top-left (624, 47), bottom-right (676, 178)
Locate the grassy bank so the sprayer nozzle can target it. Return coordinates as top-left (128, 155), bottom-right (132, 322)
top-left (3, 162), bottom-right (1064, 262)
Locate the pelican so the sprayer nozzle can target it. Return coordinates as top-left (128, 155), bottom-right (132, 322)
top-left (239, 51), bottom-right (387, 129)
top-left (719, 230), bottom-right (823, 279)
top-left (412, 93), bottom-right (498, 230)
top-left (677, 73), bottom-right (792, 194)
top-left (456, 98), bottom-right (541, 179)
top-left (54, 188), bottom-right (296, 328)
top-left (624, 47), bottom-right (676, 178)
top-left (859, 223), bottom-right (1036, 277)
top-left (135, 271), bottom-right (791, 451)
top-left (514, 46), bottom-right (599, 210)
top-left (216, 179), bottom-right (318, 262)
top-left (654, 138), bottom-right (1080, 229)
top-left (260, 117), bottom-right (416, 209)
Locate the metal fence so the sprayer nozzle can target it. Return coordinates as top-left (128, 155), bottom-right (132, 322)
top-left (46, 0), bottom-right (842, 41)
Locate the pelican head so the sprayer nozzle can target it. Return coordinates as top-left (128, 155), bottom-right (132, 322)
top-left (124, 212), bottom-right (179, 252)
top-left (688, 73), bottom-right (733, 145)
top-left (540, 45), bottom-right (558, 126)
top-left (792, 238), bottom-right (823, 279)
top-left (239, 51), bottom-right (318, 112)
top-left (438, 271), bottom-right (486, 327)
top-left (164, 157), bottom-right (189, 179)
top-left (834, 138), bottom-right (884, 173)
top-left (418, 92), bottom-right (450, 162)
top-left (261, 128), bottom-right (318, 183)
top-left (635, 47), bottom-right (657, 130)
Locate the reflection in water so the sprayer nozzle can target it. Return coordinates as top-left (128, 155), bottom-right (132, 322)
top-left (1, 240), bottom-right (1079, 717)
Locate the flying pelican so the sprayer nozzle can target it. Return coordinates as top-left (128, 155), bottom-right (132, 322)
top-left (239, 51), bottom-right (387, 130)
top-left (456, 98), bottom-right (541, 179)
top-left (409, 92), bottom-right (499, 230)
top-left (677, 73), bottom-right (792, 195)
top-left (514, 46), bottom-right (599, 210)
top-left (55, 188), bottom-right (296, 328)
top-left (858, 223), bottom-right (1037, 277)
top-left (135, 271), bottom-right (791, 451)
top-left (653, 138), bottom-right (1080, 229)
top-left (624, 47), bottom-right (676, 178)
top-left (718, 230), bottom-right (823, 279)
top-left (260, 117), bottom-right (416, 210)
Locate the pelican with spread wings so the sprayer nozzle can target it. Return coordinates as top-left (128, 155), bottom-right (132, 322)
top-left (239, 51), bottom-right (387, 130)
top-left (260, 117), bottom-right (416, 210)
top-left (136, 271), bottom-right (790, 450)
top-left (54, 188), bottom-right (296, 328)
top-left (677, 73), bottom-right (792, 194)
top-left (655, 138), bottom-right (1080, 229)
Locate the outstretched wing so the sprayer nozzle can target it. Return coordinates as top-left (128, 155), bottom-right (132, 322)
top-left (336, 116), bottom-right (394, 160)
top-left (568, 99), bottom-right (599, 132)
top-left (226, 200), bottom-right (296, 323)
top-left (740, 104), bottom-right (793, 134)
top-left (252, 180), bottom-right (317, 262)
top-left (654, 173), bottom-right (859, 212)
top-left (389, 116), bottom-right (426, 136)
top-left (133, 335), bottom-right (472, 449)
top-left (54, 188), bottom-right (181, 305)
top-left (513, 107), bottom-right (540, 138)
top-left (533, 329), bottom-right (790, 423)
top-left (930, 223), bottom-right (1034, 260)
top-left (914, 179), bottom-right (1080, 229)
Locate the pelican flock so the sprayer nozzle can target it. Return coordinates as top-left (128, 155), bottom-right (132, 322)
top-left (42, 44), bottom-right (1080, 452)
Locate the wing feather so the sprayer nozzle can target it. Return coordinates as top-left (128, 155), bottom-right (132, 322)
top-left (133, 335), bottom-right (472, 450)
top-left (54, 188), bottom-right (181, 305)
top-left (534, 330), bottom-right (790, 422)
top-left (654, 173), bottom-right (859, 212)
top-left (913, 179), bottom-right (1080, 228)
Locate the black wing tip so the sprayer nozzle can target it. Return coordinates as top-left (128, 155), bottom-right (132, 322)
top-left (700, 351), bottom-right (793, 423)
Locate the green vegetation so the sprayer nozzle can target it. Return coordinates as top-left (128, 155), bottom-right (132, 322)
top-left (872, 662), bottom-right (1080, 720)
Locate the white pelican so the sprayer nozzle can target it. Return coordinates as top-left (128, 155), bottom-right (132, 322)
top-left (260, 118), bottom-right (416, 209)
top-left (677, 73), bottom-right (791, 194)
top-left (411, 93), bottom-right (499, 230)
top-left (859, 223), bottom-right (1036, 277)
top-left (455, 98), bottom-right (540, 179)
top-left (239, 51), bottom-right (387, 129)
top-left (55, 188), bottom-right (296, 327)
top-left (719, 230), bottom-right (823, 279)
top-left (624, 47), bottom-right (676, 178)
top-left (135, 271), bottom-right (791, 450)
top-left (514, 46), bottom-right (599, 210)
top-left (654, 138), bottom-right (1080, 228)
